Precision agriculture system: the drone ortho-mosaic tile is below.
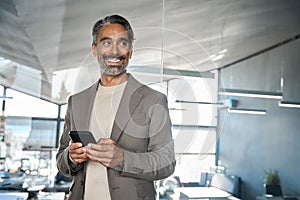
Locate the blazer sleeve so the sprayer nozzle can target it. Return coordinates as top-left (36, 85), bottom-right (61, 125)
top-left (56, 96), bottom-right (83, 177)
top-left (119, 94), bottom-right (176, 181)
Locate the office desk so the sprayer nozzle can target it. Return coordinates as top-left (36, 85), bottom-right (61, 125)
top-left (0, 191), bottom-right (28, 200)
top-left (256, 196), bottom-right (299, 200)
top-left (172, 186), bottom-right (233, 199)
top-left (256, 197), bottom-right (284, 200)
top-left (36, 192), bottom-right (65, 200)
top-left (0, 191), bottom-right (65, 200)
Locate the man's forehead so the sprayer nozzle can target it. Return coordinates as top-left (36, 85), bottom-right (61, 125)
top-left (98, 23), bottom-right (129, 40)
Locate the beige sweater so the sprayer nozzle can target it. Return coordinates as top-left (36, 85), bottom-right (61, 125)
top-left (85, 81), bottom-right (127, 200)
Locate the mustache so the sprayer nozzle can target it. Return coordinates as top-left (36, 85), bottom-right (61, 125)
top-left (103, 54), bottom-right (126, 60)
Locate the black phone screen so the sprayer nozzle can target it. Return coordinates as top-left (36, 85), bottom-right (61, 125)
top-left (69, 131), bottom-right (97, 146)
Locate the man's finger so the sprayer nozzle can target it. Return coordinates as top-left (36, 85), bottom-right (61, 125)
top-left (98, 138), bottom-right (115, 145)
top-left (70, 142), bottom-right (83, 150)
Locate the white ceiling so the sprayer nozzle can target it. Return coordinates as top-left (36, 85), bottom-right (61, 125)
top-left (1, 0), bottom-right (300, 104)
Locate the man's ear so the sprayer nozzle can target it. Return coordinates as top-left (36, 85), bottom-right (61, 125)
top-left (129, 49), bottom-right (133, 59)
top-left (92, 43), bottom-right (97, 57)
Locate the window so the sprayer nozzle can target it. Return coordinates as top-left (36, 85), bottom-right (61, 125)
top-left (0, 86), bottom-right (60, 179)
top-left (1, 68), bottom-right (219, 184)
top-left (146, 71), bottom-right (218, 183)
top-left (0, 86), bottom-right (3, 97)
top-left (5, 88), bottom-right (58, 118)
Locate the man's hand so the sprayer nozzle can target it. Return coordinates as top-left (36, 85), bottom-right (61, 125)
top-left (69, 142), bottom-right (88, 164)
top-left (85, 138), bottom-right (124, 168)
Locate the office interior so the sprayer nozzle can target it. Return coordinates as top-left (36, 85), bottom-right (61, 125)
top-left (0, 0), bottom-right (300, 199)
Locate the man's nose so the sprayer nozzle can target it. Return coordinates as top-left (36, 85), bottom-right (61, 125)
top-left (111, 42), bottom-right (120, 54)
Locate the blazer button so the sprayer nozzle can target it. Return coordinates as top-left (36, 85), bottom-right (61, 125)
top-left (66, 169), bottom-right (70, 174)
top-left (81, 180), bottom-right (84, 185)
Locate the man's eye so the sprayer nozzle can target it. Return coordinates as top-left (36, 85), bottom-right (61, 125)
top-left (102, 41), bottom-right (112, 47)
top-left (119, 41), bottom-right (129, 48)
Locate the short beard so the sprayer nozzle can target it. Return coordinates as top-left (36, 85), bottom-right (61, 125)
top-left (101, 64), bottom-right (127, 76)
top-left (98, 54), bottom-right (128, 76)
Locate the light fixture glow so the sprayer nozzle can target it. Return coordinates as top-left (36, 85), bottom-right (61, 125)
top-left (176, 100), bottom-right (222, 105)
top-left (219, 49), bottom-right (228, 54)
top-left (210, 54), bottom-right (225, 61)
top-left (219, 89), bottom-right (282, 99)
top-left (278, 101), bottom-right (300, 108)
top-left (227, 108), bottom-right (267, 115)
top-left (209, 49), bottom-right (228, 61)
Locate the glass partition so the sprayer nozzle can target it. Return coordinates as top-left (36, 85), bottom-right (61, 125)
top-left (0, 0), bottom-right (221, 197)
top-left (145, 71), bottom-right (218, 184)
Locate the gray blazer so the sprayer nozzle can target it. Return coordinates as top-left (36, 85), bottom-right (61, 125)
top-left (56, 74), bottom-right (175, 200)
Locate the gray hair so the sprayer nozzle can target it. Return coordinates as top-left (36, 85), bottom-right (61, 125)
top-left (92, 14), bottom-right (135, 46)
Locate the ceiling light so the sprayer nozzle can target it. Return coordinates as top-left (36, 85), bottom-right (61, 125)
top-left (176, 99), bottom-right (239, 109)
top-left (209, 49), bottom-right (228, 61)
top-left (219, 89), bottom-right (282, 99)
top-left (219, 49), bottom-right (228, 54)
top-left (278, 101), bottom-right (300, 108)
top-left (227, 108), bottom-right (266, 115)
top-left (169, 107), bottom-right (187, 111)
top-left (176, 100), bottom-right (222, 105)
top-left (211, 54), bottom-right (224, 61)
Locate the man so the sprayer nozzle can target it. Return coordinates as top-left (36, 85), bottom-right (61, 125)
top-left (56, 14), bottom-right (175, 200)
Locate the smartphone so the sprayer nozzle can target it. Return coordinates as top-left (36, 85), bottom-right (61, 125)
top-left (69, 131), bottom-right (97, 146)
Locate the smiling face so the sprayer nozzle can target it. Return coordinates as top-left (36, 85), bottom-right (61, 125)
top-left (92, 23), bottom-right (132, 76)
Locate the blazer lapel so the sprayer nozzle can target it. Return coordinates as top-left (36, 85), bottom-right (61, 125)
top-left (72, 80), bottom-right (99, 131)
top-left (111, 74), bottom-right (144, 142)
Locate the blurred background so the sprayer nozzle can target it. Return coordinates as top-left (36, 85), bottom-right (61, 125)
top-left (0, 0), bottom-right (300, 199)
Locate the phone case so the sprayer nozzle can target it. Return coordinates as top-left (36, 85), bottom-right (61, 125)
top-left (69, 131), bottom-right (96, 146)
